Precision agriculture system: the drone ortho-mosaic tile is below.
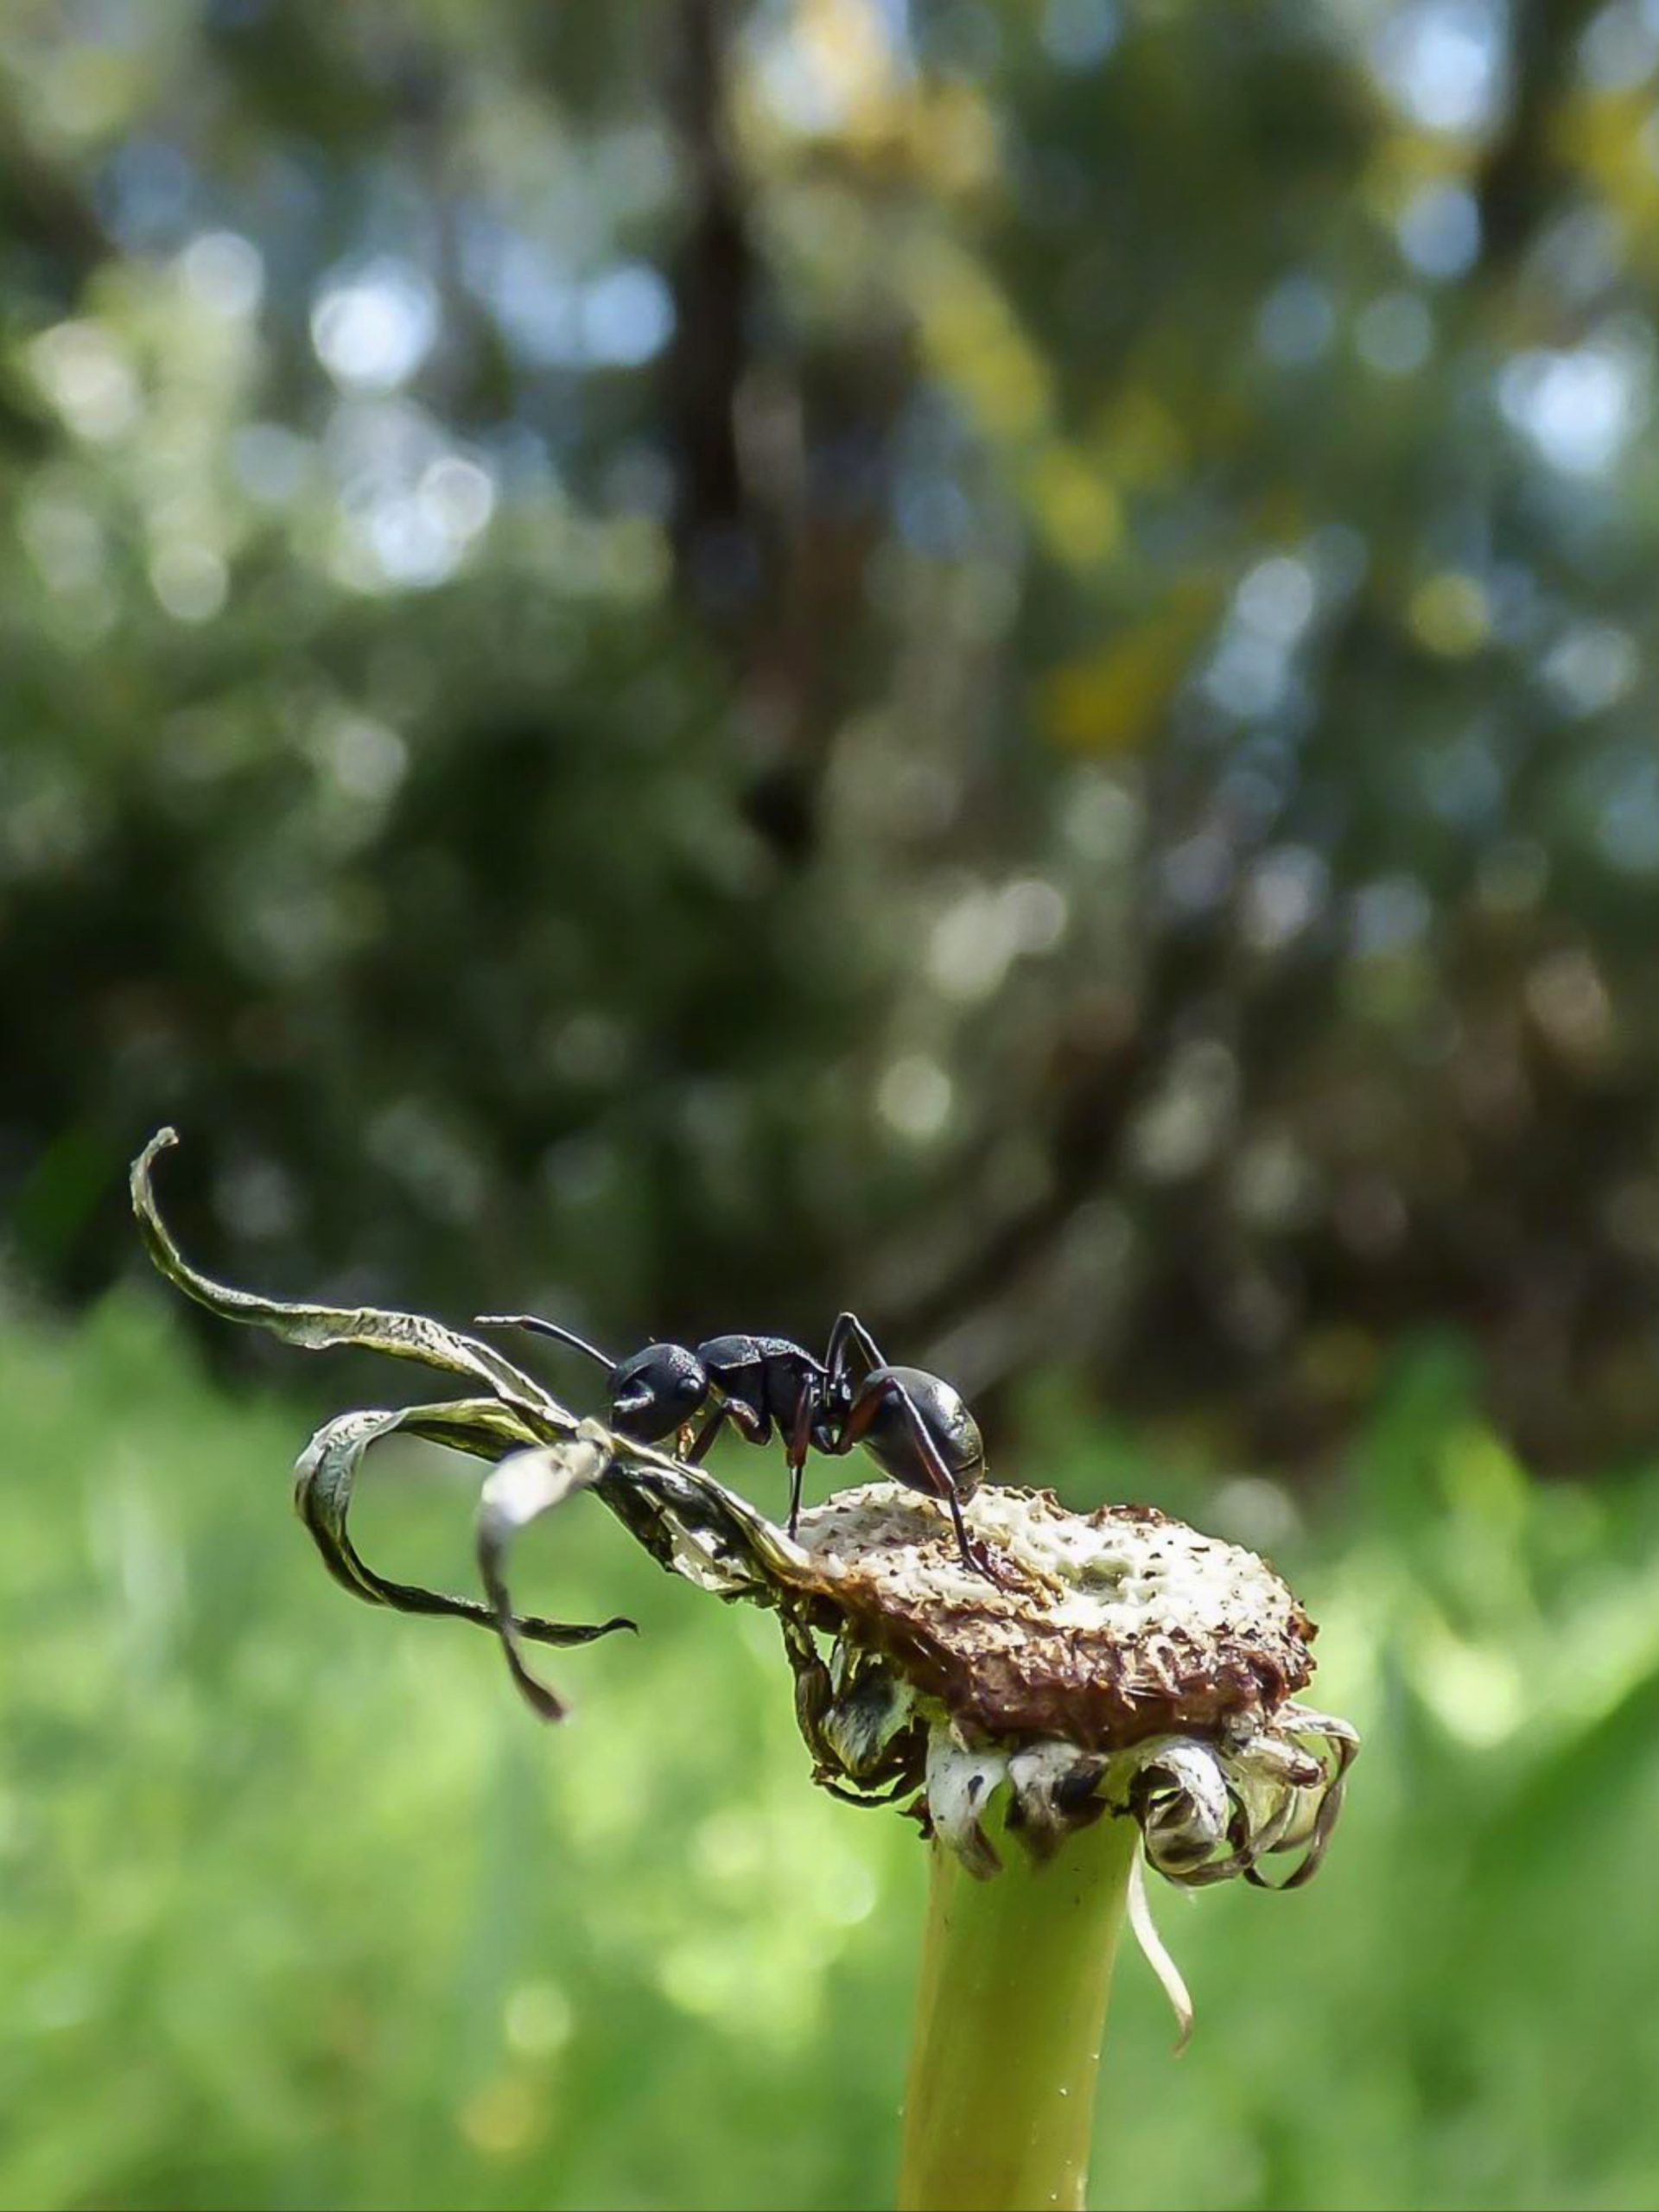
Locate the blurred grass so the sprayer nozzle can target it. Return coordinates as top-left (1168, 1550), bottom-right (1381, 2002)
top-left (5, 1298), bottom-right (1659, 2212)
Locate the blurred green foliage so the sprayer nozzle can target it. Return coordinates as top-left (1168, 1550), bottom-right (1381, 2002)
top-left (9, 2), bottom-right (1659, 1466)
top-left (7, 1298), bottom-right (1659, 2211)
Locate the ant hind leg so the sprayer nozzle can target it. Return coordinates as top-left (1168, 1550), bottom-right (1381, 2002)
top-left (823, 1312), bottom-right (887, 1412)
top-left (837, 1377), bottom-right (1012, 1588)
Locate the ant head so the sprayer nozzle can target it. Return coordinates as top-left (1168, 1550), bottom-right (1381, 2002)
top-left (610, 1342), bottom-right (709, 1442)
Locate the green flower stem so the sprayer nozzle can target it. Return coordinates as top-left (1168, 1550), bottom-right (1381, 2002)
top-left (898, 1798), bottom-right (1140, 2212)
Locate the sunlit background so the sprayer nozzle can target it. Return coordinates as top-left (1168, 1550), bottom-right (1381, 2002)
top-left (6, 2), bottom-right (1659, 2207)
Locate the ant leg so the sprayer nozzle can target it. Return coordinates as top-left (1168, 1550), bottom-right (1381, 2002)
top-left (837, 1380), bottom-right (1009, 1586)
top-left (938, 1482), bottom-right (1007, 1587)
top-left (785, 1383), bottom-right (817, 1539)
top-left (683, 1401), bottom-right (730, 1465)
top-left (823, 1311), bottom-right (887, 1416)
top-left (684, 1396), bottom-right (763, 1466)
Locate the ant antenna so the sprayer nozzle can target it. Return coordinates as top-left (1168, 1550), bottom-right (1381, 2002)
top-left (474, 1313), bottom-right (616, 1372)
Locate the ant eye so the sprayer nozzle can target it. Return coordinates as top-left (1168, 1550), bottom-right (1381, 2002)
top-left (679, 1374), bottom-right (703, 1402)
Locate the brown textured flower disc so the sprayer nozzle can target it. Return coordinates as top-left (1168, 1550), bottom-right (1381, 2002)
top-left (793, 1483), bottom-right (1317, 1751)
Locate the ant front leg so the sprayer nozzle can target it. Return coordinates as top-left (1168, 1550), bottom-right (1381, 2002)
top-left (682, 1395), bottom-right (763, 1467)
top-left (837, 1378), bottom-right (1011, 1589)
top-left (682, 1400), bottom-right (728, 1465)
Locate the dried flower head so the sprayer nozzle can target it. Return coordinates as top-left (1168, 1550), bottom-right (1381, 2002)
top-left (133, 1128), bottom-right (1357, 2039)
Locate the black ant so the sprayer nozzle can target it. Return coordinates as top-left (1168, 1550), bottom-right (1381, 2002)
top-left (476, 1313), bottom-right (825, 1516)
top-left (474, 1308), bottom-right (1003, 1581)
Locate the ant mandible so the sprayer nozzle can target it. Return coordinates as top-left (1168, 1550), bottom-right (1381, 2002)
top-left (474, 1308), bottom-right (1002, 1582)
